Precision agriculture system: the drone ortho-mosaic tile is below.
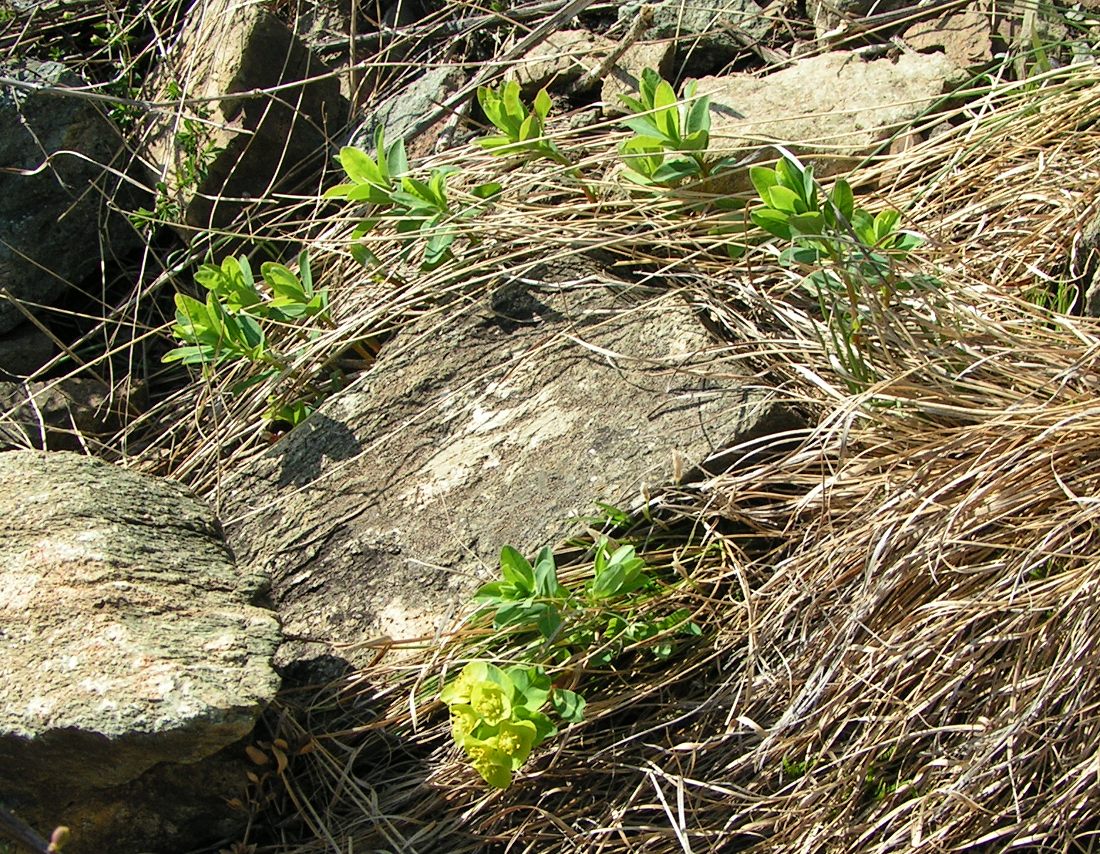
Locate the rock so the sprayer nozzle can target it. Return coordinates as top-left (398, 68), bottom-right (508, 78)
top-left (0, 451), bottom-right (281, 854)
top-left (619, 0), bottom-right (771, 72)
top-left (601, 40), bottom-right (676, 116)
top-left (0, 322), bottom-right (55, 380)
top-left (509, 29), bottom-right (616, 94)
top-left (806, 0), bottom-right (910, 39)
top-left (0, 60), bottom-right (138, 335)
top-left (694, 50), bottom-right (965, 187)
top-left (0, 376), bottom-right (143, 452)
top-left (222, 262), bottom-right (802, 671)
top-left (142, 0), bottom-right (346, 233)
top-left (1076, 214), bottom-right (1100, 317)
top-left (347, 66), bottom-right (465, 156)
top-left (902, 5), bottom-right (993, 68)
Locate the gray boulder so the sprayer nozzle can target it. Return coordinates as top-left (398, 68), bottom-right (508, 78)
top-left (0, 376), bottom-right (142, 451)
top-left (618, 0), bottom-right (771, 71)
top-left (806, 0), bottom-right (911, 39)
top-left (222, 261), bottom-right (801, 671)
top-left (141, 0), bottom-right (347, 232)
top-left (0, 60), bottom-right (136, 334)
top-left (0, 451), bottom-right (281, 854)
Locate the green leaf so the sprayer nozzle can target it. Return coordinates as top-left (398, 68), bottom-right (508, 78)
top-left (874, 209), bottom-right (901, 241)
top-left (621, 114), bottom-right (663, 139)
top-left (763, 184), bottom-right (804, 214)
top-left (650, 157), bottom-right (703, 185)
top-left (551, 688), bottom-right (586, 723)
top-left (532, 547), bottom-right (564, 598)
top-left (162, 344), bottom-right (217, 365)
top-left (591, 562), bottom-right (626, 599)
top-left (345, 182), bottom-right (392, 205)
top-left (535, 603), bottom-right (562, 641)
top-left (472, 182), bottom-right (503, 199)
top-left (533, 88), bottom-right (552, 120)
top-left (263, 262), bottom-right (307, 303)
top-left (749, 165), bottom-right (778, 199)
top-left (338, 146), bottom-right (384, 186)
top-left (684, 94), bottom-right (711, 137)
top-left (506, 665), bottom-right (551, 711)
top-left (500, 546), bottom-right (536, 593)
top-left (830, 179), bottom-right (854, 222)
top-left (502, 80), bottom-right (526, 128)
top-left (751, 208), bottom-right (794, 240)
top-left (385, 136), bottom-right (409, 179)
top-left (775, 157), bottom-right (801, 191)
top-left (788, 212), bottom-right (825, 236)
top-left (513, 705), bottom-right (557, 742)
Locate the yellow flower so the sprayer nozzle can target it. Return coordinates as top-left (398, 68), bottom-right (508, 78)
top-left (470, 680), bottom-right (511, 726)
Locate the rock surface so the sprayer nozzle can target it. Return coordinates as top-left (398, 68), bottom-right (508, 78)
top-left (0, 322), bottom-right (55, 380)
top-left (222, 262), bottom-right (802, 671)
top-left (0, 376), bottom-right (141, 452)
top-left (0, 451), bottom-right (281, 854)
top-left (601, 40), bottom-right (676, 116)
top-left (142, 0), bottom-right (346, 232)
top-left (347, 65), bottom-right (465, 156)
top-left (510, 29), bottom-right (616, 94)
top-left (696, 49), bottom-right (964, 182)
top-left (805, 0), bottom-right (910, 39)
top-left (0, 60), bottom-right (137, 335)
top-left (619, 0), bottom-right (771, 71)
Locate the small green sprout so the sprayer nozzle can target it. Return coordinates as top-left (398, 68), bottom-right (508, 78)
top-left (619, 68), bottom-right (738, 189)
top-left (477, 82), bottom-right (566, 164)
top-left (164, 251), bottom-right (330, 427)
top-left (324, 127), bottom-right (408, 205)
top-left (446, 540), bottom-right (699, 788)
top-left (476, 81), bottom-right (595, 201)
top-left (327, 128), bottom-right (501, 270)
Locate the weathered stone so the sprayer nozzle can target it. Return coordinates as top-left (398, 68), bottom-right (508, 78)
top-left (509, 29), bottom-right (616, 94)
top-left (222, 264), bottom-right (802, 671)
top-left (806, 0), bottom-right (910, 39)
top-left (903, 5), bottom-right (993, 68)
top-left (619, 0), bottom-right (771, 72)
top-left (0, 451), bottom-right (280, 854)
top-left (0, 322), bottom-right (55, 380)
top-left (347, 65), bottom-right (465, 156)
top-left (694, 50), bottom-right (964, 188)
top-left (601, 40), bottom-right (676, 116)
top-left (143, 0), bottom-right (346, 232)
top-left (0, 376), bottom-right (142, 452)
top-left (0, 60), bottom-right (138, 334)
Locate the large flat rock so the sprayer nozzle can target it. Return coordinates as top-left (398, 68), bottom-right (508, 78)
top-left (222, 264), bottom-right (801, 670)
top-left (0, 451), bottom-right (281, 853)
top-left (697, 49), bottom-right (964, 179)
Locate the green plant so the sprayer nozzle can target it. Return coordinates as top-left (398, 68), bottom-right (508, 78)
top-left (131, 82), bottom-right (223, 229)
top-left (745, 154), bottom-right (925, 391)
top-left (476, 81), bottom-right (595, 201)
top-left (440, 660), bottom-right (582, 788)
top-left (477, 82), bottom-right (564, 164)
top-left (164, 251), bottom-right (331, 423)
top-left (326, 128), bottom-right (501, 270)
top-left (618, 68), bottom-right (737, 190)
top-left (781, 755), bottom-right (812, 778)
top-left (441, 540), bottom-right (700, 788)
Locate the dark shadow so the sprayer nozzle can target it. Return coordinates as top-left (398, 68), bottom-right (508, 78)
top-left (272, 411), bottom-right (362, 489)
